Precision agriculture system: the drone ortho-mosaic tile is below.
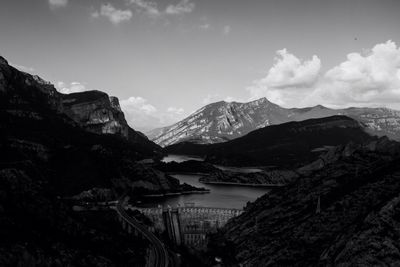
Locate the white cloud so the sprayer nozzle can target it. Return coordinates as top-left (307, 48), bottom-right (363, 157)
top-left (121, 96), bottom-right (157, 115)
top-left (247, 49), bottom-right (321, 106)
top-left (125, 0), bottom-right (194, 18)
top-left (56, 81), bottom-right (88, 94)
top-left (261, 49), bottom-right (321, 88)
top-left (120, 96), bottom-right (186, 131)
top-left (224, 96), bottom-right (239, 102)
top-left (317, 40), bottom-right (400, 107)
top-left (49, 0), bottom-right (68, 9)
top-left (247, 41), bottom-right (400, 109)
top-left (92, 3), bottom-right (133, 25)
top-left (202, 93), bottom-right (221, 105)
top-left (165, 0), bottom-right (195, 15)
top-left (199, 23), bottom-right (211, 30)
top-left (126, 0), bottom-right (160, 16)
top-left (223, 25), bottom-right (231, 35)
top-left (167, 106), bottom-right (184, 115)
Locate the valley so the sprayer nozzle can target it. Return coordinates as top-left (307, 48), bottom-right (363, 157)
top-left (2, 52), bottom-right (400, 266)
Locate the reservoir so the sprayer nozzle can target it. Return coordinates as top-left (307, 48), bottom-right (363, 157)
top-left (138, 155), bottom-right (270, 209)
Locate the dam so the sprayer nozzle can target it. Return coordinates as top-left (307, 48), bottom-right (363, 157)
top-left (127, 204), bottom-right (243, 249)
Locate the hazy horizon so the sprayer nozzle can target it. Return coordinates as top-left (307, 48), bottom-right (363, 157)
top-left (1, 0), bottom-right (400, 131)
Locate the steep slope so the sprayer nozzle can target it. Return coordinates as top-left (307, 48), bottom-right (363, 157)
top-left (61, 91), bottom-right (158, 152)
top-left (208, 137), bottom-right (400, 266)
top-left (165, 116), bottom-right (373, 167)
top-left (0, 55), bottom-right (193, 195)
top-left (148, 98), bottom-right (292, 146)
top-left (149, 98), bottom-right (400, 146)
top-left (0, 56), bottom-right (183, 265)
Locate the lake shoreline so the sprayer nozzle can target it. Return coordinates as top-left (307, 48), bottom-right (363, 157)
top-left (200, 181), bottom-right (286, 188)
top-left (142, 189), bottom-right (210, 198)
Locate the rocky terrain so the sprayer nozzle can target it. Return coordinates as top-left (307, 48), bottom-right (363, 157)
top-left (207, 137), bottom-right (400, 266)
top-left (62, 90), bottom-right (159, 152)
top-left (165, 116), bottom-right (373, 167)
top-left (0, 55), bottom-right (197, 265)
top-left (148, 98), bottom-right (400, 147)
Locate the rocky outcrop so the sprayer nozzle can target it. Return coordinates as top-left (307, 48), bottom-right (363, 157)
top-left (62, 91), bottom-right (129, 138)
top-left (61, 90), bottom-right (161, 154)
top-left (208, 137), bottom-right (400, 266)
top-left (0, 55), bottom-right (159, 156)
top-left (149, 97), bottom-right (400, 147)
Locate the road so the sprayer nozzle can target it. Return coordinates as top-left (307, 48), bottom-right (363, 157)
top-left (116, 197), bottom-right (169, 267)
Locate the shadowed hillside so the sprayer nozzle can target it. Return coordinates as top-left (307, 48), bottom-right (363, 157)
top-left (166, 116), bottom-right (374, 167)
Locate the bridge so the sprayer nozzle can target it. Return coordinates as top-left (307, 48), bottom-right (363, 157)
top-left (127, 205), bottom-right (243, 250)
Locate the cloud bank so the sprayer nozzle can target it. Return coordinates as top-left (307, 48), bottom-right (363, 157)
top-left (249, 41), bottom-right (400, 109)
top-left (126, 0), bottom-right (195, 18)
top-left (120, 96), bottom-right (186, 131)
top-left (165, 0), bottom-right (195, 15)
top-left (92, 4), bottom-right (133, 25)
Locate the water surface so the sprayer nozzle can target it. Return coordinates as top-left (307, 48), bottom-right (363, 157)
top-left (138, 174), bottom-right (270, 210)
top-left (161, 154), bottom-right (204, 163)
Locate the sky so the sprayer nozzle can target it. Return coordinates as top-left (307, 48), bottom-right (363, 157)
top-left (1, 0), bottom-right (400, 131)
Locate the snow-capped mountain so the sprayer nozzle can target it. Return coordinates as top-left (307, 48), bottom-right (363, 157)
top-left (147, 97), bottom-right (400, 147)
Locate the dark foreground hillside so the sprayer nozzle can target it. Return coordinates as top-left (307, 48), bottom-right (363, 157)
top-left (0, 56), bottom-right (194, 265)
top-left (208, 137), bottom-right (400, 266)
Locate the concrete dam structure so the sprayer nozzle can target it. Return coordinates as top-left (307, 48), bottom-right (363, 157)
top-left (127, 205), bottom-right (243, 249)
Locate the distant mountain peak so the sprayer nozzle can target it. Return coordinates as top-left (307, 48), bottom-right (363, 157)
top-left (148, 97), bottom-right (400, 147)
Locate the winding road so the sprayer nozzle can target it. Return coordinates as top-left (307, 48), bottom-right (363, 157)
top-left (116, 198), bottom-right (169, 267)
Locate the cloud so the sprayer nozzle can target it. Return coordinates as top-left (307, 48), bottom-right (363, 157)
top-left (202, 93), bottom-right (221, 105)
top-left (165, 0), bottom-right (195, 15)
top-left (247, 49), bottom-right (321, 106)
top-left (261, 49), bottom-right (321, 88)
top-left (125, 0), bottom-right (194, 18)
top-left (318, 40), bottom-right (400, 107)
top-left (167, 106), bottom-right (184, 115)
top-left (121, 96), bottom-right (157, 114)
top-left (126, 0), bottom-right (160, 16)
top-left (56, 81), bottom-right (88, 94)
top-left (120, 96), bottom-right (186, 131)
top-left (199, 23), bottom-right (211, 30)
top-left (223, 25), bottom-right (231, 35)
top-left (48, 0), bottom-right (68, 9)
top-left (92, 3), bottom-right (133, 25)
top-left (247, 41), bottom-right (400, 109)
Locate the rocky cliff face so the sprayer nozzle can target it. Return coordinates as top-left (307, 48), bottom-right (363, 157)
top-left (149, 97), bottom-right (400, 147)
top-left (148, 98), bottom-right (290, 146)
top-left (62, 91), bottom-right (130, 138)
top-left (0, 55), bottom-right (160, 156)
top-left (208, 137), bottom-right (400, 266)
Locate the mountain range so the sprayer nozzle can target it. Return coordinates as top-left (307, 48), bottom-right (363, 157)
top-left (165, 116), bottom-right (373, 167)
top-left (148, 97), bottom-right (400, 147)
